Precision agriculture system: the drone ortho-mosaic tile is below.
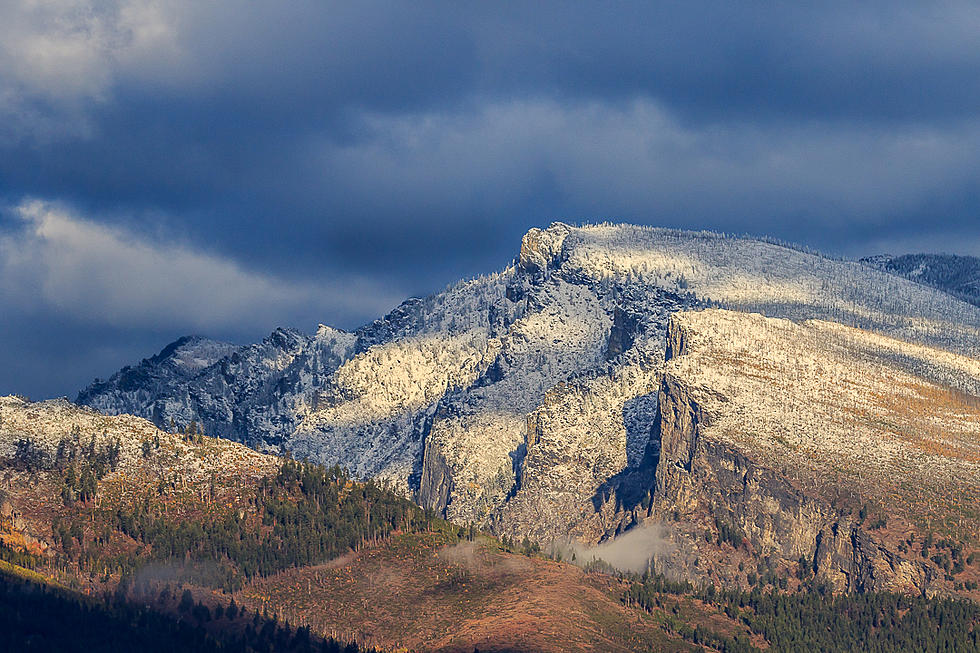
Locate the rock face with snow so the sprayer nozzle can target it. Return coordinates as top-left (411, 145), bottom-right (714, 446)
top-left (638, 309), bottom-right (980, 595)
top-left (78, 328), bottom-right (358, 449)
top-left (77, 223), bottom-right (980, 545)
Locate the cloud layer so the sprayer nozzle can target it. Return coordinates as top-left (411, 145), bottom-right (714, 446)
top-left (1, 200), bottom-right (395, 330)
top-left (1, 1), bottom-right (979, 397)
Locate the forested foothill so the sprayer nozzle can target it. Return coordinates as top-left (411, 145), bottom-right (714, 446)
top-left (624, 570), bottom-right (979, 653)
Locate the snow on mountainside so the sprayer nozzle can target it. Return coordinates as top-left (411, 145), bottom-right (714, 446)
top-left (78, 336), bottom-right (236, 421)
top-left (645, 309), bottom-right (980, 594)
top-left (78, 326), bottom-right (357, 448)
top-left (862, 253), bottom-right (980, 309)
top-left (76, 223), bottom-right (980, 541)
top-left (0, 395), bottom-right (278, 485)
top-left (664, 310), bottom-right (980, 506)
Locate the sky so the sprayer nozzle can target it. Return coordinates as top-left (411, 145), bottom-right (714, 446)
top-left (1, 1), bottom-right (979, 399)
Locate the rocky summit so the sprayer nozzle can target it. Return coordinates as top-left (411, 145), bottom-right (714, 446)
top-left (77, 223), bottom-right (980, 578)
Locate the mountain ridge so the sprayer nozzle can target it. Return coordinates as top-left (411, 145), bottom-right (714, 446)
top-left (77, 223), bottom-right (980, 552)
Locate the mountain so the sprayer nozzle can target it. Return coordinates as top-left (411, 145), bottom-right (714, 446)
top-left (862, 253), bottom-right (980, 308)
top-left (9, 223), bottom-right (980, 648)
top-left (77, 328), bottom-right (355, 449)
top-left (77, 223), bottom-right (980, 557)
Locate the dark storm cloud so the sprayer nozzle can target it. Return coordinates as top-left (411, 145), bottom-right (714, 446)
top-left (1, 1), bottom-right (979, 397)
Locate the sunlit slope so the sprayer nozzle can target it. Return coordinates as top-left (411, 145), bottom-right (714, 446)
top-left (664, 309), bottom-right (979, 528)
top-left (238, 532), bottom-right (757, 653)
top-left (0, 395), bottom-right (278, 490)
top-left (650, 309), bottom-right (980, 595)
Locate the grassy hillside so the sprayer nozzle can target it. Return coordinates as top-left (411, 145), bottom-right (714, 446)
top-left (238, 531), bottom-right (725, 652)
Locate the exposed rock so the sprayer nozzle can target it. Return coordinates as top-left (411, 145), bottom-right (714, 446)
top-left (605, 306), bottom-right (641, 360)
top-left (517, 222), bottom-right (571, 278)
top-left (641, 309), bottom-right (980, 596)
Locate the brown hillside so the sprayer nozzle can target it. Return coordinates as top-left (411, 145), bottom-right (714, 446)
top-left (239, 532), bottom-right (759, 653)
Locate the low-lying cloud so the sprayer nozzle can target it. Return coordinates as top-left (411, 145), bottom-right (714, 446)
top-left (566, 522), bottom-right (674, 574)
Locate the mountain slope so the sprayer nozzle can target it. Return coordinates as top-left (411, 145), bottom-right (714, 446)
top-left (0, 395), bottom-right (758, 653)
top-left (77, 223), bottom-right (980, 545)
top-left (77, 327), bottom-right (357, 449)
top-left (638, 309), bottom-right (980, 596)
top-left (0, 393), bottom-right (463, 599)
top-left (238, 533), bottom-right (721, 653)
top-left (862, 253), bottom-right (980, 308)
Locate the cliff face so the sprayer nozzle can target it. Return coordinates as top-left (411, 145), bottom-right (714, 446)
top-left (651, 376), bottom-right (934, 593)
top-left (77, 224), bottom-right (980, 548)
top-left (643, 310), bottom-right (979, 597)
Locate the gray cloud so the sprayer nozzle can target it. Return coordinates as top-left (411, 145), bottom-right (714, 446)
top-left (0, 200), bottom-right (400, 331)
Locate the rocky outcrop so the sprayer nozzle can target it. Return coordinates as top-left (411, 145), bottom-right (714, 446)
top-left (651, 382), bottom-right (933, 593)
top-left (605, 306), bottom-right (641, 360)
top-left (492, 357), bottom-right (662, 542)
top-left (641, 310), bottom-right (979, 596)
top-left (418, 426), bottom-right (454, 513)
top-left (517, 223), bottom-right (570, 278)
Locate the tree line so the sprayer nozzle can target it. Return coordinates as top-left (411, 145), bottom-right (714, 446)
top-left (54, 457), bottom-right (457, 590)
top-left (625, 570), bottom-right (980, 652)
top-left (0, 564), bottom-right (377, 653)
